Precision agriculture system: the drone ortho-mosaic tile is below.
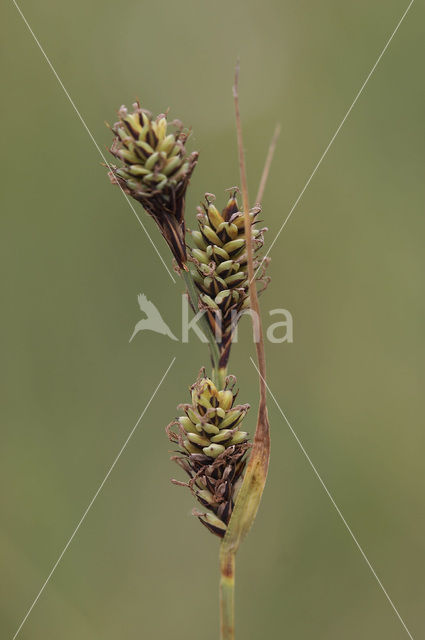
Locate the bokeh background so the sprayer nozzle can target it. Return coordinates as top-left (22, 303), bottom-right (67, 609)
top-left (1, 1), bottom-right (424, 638)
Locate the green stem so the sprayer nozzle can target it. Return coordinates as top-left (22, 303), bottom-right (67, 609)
top-left (181, 268), bottom-right (222, 386)
top-left (216, 64), bottom-right (273, 640)
top-left (215, 366), bottom-right (227, 389)
top-left (219, 546), bottom-right (235, 640)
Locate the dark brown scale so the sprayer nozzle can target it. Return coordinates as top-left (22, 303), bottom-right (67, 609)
top-left (133, 143), bottom-right (150, 160)
top-left (123, 118), bottom-right (140, 139)
top-left (133, 145), bottom-right (149, 161)
top-left (222, 196), bottom-right (239, 221)
top-left (219, 231), bottom-right (229, 244)
top-left (147, 126), bottom-right (158, 148)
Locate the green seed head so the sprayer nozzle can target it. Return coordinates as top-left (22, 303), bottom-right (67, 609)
top-left (189, 191), bottom-right (270, 366)
top-left (166, 369), bottom-right (251, 537)
top-left (107, 101), bottom-right (198, 267)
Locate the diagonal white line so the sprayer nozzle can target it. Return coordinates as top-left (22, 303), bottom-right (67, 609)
top-left (249, 357), bottom-right (414, 639)
top-left (11, 356), bottom-right (176, 640)
top-left (11, 0), bottom-right (176, 283)
top-left (253, 0), bottom-right (415, 283)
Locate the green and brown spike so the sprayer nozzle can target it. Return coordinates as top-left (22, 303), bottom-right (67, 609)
top-left (167, 370), bottom-right (250, 537)
top-left (107, 101), bottom-right (198, 267)
top-left (188, 191), bottom-right (270, 368)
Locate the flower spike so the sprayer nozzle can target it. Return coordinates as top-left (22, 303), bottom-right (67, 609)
top-left (107, 101), bottom-right (198, 267)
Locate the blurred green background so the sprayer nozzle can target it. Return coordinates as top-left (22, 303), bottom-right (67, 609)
top-left (1, 1), bottom-right (424, 638)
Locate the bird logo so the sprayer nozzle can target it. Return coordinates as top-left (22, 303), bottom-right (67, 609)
top-left (129, 294), bottom-right (178, 343)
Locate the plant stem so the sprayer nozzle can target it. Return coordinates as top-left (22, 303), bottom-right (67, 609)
top-left (218, 63), bottom-right (273, 640)
top-left (216, 366), bottom-right (227, 389)
top-left (219, 547), bottom-right (235, 640)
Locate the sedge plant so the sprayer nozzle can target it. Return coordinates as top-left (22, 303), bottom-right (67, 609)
top-left (106, 66), bottom-right (279, 640)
